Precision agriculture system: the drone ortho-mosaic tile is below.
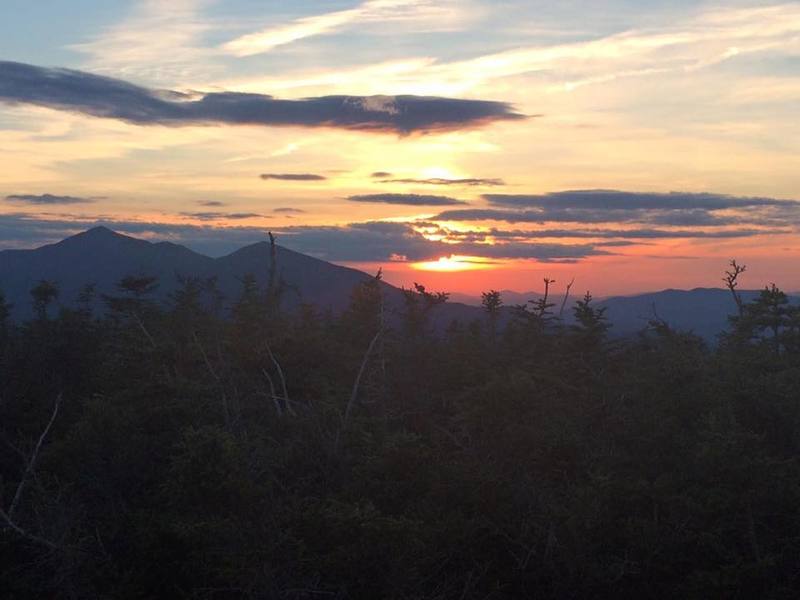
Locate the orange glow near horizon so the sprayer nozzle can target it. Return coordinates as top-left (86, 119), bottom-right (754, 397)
top-left (2, 0), bottom-right (800, 297)
top-left (411, 255), bottom-right (496, 272)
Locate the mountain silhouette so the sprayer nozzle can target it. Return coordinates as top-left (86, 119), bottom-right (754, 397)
top-left (1, 227), bottom-right (788, 339)
top-left (0, 227), bottom-right (392, 320)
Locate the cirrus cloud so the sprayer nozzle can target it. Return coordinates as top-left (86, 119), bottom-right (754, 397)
top-left (379, 177), bottom-right (505, 186)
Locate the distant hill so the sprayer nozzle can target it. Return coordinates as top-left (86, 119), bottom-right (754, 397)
top-left (425, 288), bottom-right (798, 341)
top-left (448, 290), bottom-right (543, 307)
top-left (1, 227), bottom-right (793, 340)
top-left (596, 288), bottom-right (778, 340)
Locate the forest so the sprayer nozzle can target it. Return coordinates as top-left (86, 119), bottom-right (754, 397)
top-left (2, 258), bottom-right (800, 599)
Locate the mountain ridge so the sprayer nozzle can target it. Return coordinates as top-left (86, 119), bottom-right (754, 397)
top-left (1, 227), bottom-right (791, 340)
top-left (0, 226), bottom-right (383, 320)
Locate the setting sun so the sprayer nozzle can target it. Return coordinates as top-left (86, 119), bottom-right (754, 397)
top-left (411, 255), bottom-right (494, 272)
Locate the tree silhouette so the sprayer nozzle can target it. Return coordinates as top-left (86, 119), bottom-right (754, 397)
top-left (30, 280), bottom-right (59, 320)
top-left (481, 289), bottom-right (503, 341)
top-left (0, 290), bottom-right (11, 333)
top-left (733, 283), bottom-right (795, 355)
top-left (572, 291), bottom-right (609, 345)
top-left (724, 259), bottom-right (747, 317)
top-left (400, 282), bottom-right (448, 339)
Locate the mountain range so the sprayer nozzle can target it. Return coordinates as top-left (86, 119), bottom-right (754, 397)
top-left (0, 226), bottom-right (381, 319)
top-left (0, 226), bottom-right (788, 340)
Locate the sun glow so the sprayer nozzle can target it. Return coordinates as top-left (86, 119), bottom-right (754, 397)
top-left (421, 166), bottom-right (459, 179)
top-left (411, 255), bottom-right (494, 272)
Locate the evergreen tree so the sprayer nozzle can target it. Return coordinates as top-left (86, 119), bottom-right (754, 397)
top-left (481, 289), bottom-right (503, 342)
top-left (30, 279), bottom-right (58, 320)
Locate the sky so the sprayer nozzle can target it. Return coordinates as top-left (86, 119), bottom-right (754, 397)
top-left (1, 0), bottom-right (799, 295)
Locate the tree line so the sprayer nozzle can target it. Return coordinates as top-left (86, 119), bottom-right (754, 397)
top-left (1, 258), bottom-right (800, 599)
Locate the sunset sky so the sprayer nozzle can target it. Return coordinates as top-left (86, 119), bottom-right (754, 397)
top-left (1, 0), bottom-right (799, 295)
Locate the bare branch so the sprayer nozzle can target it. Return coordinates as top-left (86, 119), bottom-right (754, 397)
top-left (1, 393), bottom-right (63, 551)
top-left (0, 506), bottom-right (59, 550)
top-left (132, 311), bottom-right (157, 349)
top-left (336, 328), bottom-right (382, 454)
top-left (336, 274), bottom-right (385, 452)
top-left (261, 368), bottom-right (283, 416)
top-left (193, 332), bottom-right (220, 382)
top-left (193, 332), bottom-right (233, 426)
top-left (723, 259), bottom-right (747, 317)
top-left (9, 393), bottom-right (62, 519)
top-left (264, 341), bottom-right (290, 414)
top-left (559, 277), bottom-right (575, 317)
top-left (542, 278), bottom-right (554, 310)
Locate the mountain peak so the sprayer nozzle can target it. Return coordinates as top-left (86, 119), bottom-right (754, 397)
top-left (49, 226), bottom-right (155, 255)
top-left (60, 226), bottom-right (149, 248)
top-left (81, 225), bottom-right (122, 239)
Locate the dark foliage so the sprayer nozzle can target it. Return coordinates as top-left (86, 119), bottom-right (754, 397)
top-left (2, 270), bottom-right (800, 599)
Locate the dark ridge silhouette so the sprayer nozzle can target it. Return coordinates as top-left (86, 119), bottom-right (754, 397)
top-left (1, 227), bottom-right (792, 338)
top-left (0, 226), bottom-right (386, 319)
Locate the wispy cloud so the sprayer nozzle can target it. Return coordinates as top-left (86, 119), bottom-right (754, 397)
top-left (445, 3), bottom-right (800, 95)
top-left (227, 3), bottom-right (800, 98)
top-left (69, 0), bottom-right (217, 83)
top-left (348, 193), bottom-right (467, 206)
top-left (222, 0), bottom-right (471, 56)
top-left (379, 177), bottom-right (505, 186)
top-left (0, 61), bottom-right (523, 134)
top-left (273, 207), bottom-right (306, 214)
top-left (260, 173), bottom-right (327, 181)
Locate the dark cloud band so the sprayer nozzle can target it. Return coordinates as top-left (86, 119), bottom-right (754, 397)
top-left (484, 190), bottom-right (800, 210)
top-left (463, 227), bottom-right (789, 240)
top-left (0, 61), bottom-right (524, 134)
top-left (348, 193), bottom-right (468, 206)
top-left (180, 212), bottom-right (263, 221)
top-left (432, 207), bottom-right (749, 226)
top-left (5, 193), bottom-right (94, 205)
top-left (435, 187), bottom-right (800, 227)
top-left (274, 221), bottom-right (604, 262)
top-left (260, 173), bottom-right (327, 181)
